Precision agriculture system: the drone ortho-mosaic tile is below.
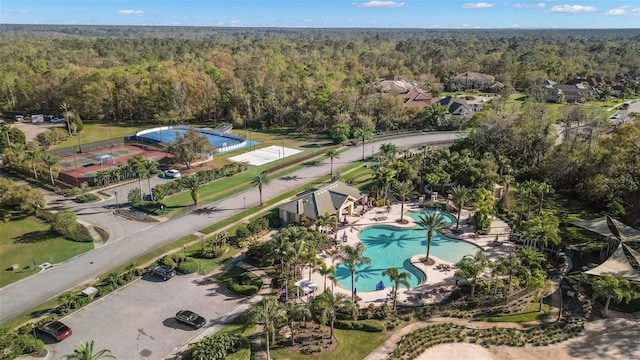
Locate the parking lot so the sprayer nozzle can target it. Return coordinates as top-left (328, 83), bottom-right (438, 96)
top-left (46, 272), bottom-right (248, 359)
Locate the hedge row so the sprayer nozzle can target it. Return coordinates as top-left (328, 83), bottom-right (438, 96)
top-left (335, 319), bottom-right (386, 332)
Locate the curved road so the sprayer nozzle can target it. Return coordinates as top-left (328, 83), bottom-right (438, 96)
top-left (0, 132), bottom-right (465, 322)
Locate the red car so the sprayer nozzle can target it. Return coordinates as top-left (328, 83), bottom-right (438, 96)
top-left (38, 321), bottom-right (72, 342)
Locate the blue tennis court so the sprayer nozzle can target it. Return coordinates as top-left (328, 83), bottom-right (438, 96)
top-left (131, 126), bottom-right (258, 153)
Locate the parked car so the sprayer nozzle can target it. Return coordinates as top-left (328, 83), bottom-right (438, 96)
top-left (610, 113), bottom-right (620, 119)
top-left (151, 265), bottom-right (176, 281)
top-left (37, 321), bottom-right (72, 342)
top-left (164, 169), bottom-right (181, 178)
top-left (175, 310), bottom-right (206, 328)
top-left (50, 117), bottom-right (66, 123)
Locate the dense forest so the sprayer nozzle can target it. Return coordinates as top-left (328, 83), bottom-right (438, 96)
top-left (1, 25), bottom-right (639, 226)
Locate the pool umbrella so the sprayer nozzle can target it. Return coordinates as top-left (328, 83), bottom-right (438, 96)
top-left (376, 281), bottom-right (385, 291)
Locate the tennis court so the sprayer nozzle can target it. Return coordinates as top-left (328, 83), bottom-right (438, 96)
top-left (57, 145), bottom-right (171, 183)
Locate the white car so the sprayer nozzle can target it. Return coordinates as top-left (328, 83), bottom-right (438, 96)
top-left (610, 114), bottom-right (620, 120)
top-left (50, 117), bottom-right (66, 123)
top-left (164, 169), bottom-right (181, 178)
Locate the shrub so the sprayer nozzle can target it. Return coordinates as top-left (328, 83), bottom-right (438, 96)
top-left (75, 193), bottom-right (99, 203)
top-left (235, 223), bottom-right (251, 239)
top-left (161, 256), bottom-right (176, 268)
top-left (335, 319), bottom-right (385, 332)
top-left (178, 258), bottom-right (199, 274)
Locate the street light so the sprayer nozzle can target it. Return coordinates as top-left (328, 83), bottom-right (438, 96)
top-left (243, 196), bottom-right (246, 209)
top-left (114, 191), bottom-right (119, 210)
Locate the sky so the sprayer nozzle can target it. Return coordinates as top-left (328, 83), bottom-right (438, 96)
top-left (0, 1), bottom-right (638, 29)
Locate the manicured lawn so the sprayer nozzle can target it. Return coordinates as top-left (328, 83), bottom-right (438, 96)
top-left (270, 329), bottom-right (389, 360)
top-left (51, 123), bottom-right (136, 149)
top-left (0, 216), bottom-right (94, 288)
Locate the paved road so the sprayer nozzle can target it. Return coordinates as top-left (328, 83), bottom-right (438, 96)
top-left (0, 132), bottom-right (465, 322)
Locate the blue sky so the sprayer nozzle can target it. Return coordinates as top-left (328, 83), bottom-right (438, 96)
top-left (1, 1), bottom-right (638, 29)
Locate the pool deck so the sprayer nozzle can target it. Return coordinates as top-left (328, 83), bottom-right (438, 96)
top-left (305, 201), bottom-right (519, 308)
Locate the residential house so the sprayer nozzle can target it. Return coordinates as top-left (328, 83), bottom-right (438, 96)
top-left (438, 96), bottom-right (472, 116)
top-left (402, 89), bottom-right (440, 108)
top-left (448, 72), bottom-right (504, 92)
top-left (278, 181), bottom-right (367, 226)
top-left (543, 79), bottom-right (598, 103)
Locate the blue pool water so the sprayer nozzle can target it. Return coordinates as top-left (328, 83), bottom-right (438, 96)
top-left (135, 127), bottom-right (259, 153)
top-left (335, 210), bottom-right (482, 292)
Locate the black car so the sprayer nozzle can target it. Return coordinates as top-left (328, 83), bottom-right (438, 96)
top-left (37, 321), bottom-right (72, 342)
top-left (175, 310), bottom-right (206, 328)
top-left (151, 265), bottom-right (176, 281)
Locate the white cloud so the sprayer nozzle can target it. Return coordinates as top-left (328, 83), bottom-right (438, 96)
top-left (462, 2), bottom-right (495, 9)
top-left (353, 1), bottom-right (406, 8)
top-left (606, 6), bottom-right (640, 16)
top-left (118, 9), bottom-right (145, 16)
top-left (550, 4), bottom-right (597, 13)
top-left (514, 3), bottom-right (545, 9)
top-left (229, 20), bottom-right (240, 26)
top-left (1, 9), bottom-right (28, 13)
top-left (303, 19), bottom-right (313, 22)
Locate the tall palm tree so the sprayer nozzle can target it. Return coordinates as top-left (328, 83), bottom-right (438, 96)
top-left (318, 262), bottom-right (336, 292)
top-left (414, 212), bottom-right (449, 266)
top-left (488, 259), bottom-right (506, 299)
top-left (533, 181), bottom-right (553, 214)
top-left (180, 175), bottom-right (201, 205)
top-left (288, 239), bottom-right (309, 280)
top-left (379, 143), bottom-right (397, 162)
top-left (284, 302), bottom-right (311, 346)
top-left (60, 102), bottom-right (72, 136)
top-left (25, 149), bottom-right (42, 179)
top-left (393, 180), bottom-right (413, 223)
top-left (251, 172), bottom-right (271, 206)
top-left (450, 185), bottom-right (470, 231)
top-left (315, 211), bottom-right (336, 234)
top-left (325, 148), bottom-right (340, 179)
top-left (373, 167), bottom-right (394, 205)
top-left (248, 296), bottom-right (285, 360)
top-left (473, 188), bottom-right (495, 234)
top-left (315, 290), bottom-right (355, 340)
top-left (454, 250), bottom-right (488, 298)
top-left (334, 243), bottom-right (371, 301)
top-left (63, 341), bottom-right (115, 360)
top-left (128, 156), bottom-right (147, 201)
top-left (270, 232), bottom-right (293, 273)
top-left (382, 267), bottom-right (411, 310)
top-left (41, 154), bottom-right (59, 185)
top-left (591, 273), bottom-right (634, 318)
top-left (500, 252), bottom-right (522, 297)
top-left (353, 127), bottom-right (372, 161)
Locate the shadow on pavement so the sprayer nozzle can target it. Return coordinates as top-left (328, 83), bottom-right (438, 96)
top-left (162, 318), bottom-right (198, 331)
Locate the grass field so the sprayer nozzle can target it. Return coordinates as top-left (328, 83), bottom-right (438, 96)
top-left (0, 216), bottom-right (94, 288)
top-left (51, 123), bottom-right (136, 149)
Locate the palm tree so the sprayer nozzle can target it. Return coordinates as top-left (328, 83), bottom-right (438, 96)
top-left (270, 232), bottom-right (293, 273)
top-left (325, 148), bottom-right (340, 179)
top-left (60, 102), bottom-right (72, 136)
top-left (500, 252), bottom-right (522, 297)
top-left (533, 181), bottom-right (553, 214)
top-left (473, 188), bottom-right (495, 234)
top-left (591, 273), bottom-right (634, 318)
top-left (455, 250), bottom-right (488, 298)
top-left (334, 243), bottom-right (371, 301)
top-left (128, 156), bottom-right (147, 201)
top-left (382, 267), bottom-right (411, 310)
top-left (318, 262), bottom-right (336, 292)
top-left (180, 175), bottom-right (201, 205)
top-left (530, 269), bottom-right (555, 312)
top-left (25, 149), bottom-right (42, 179)
top-left (414, 212), bottom-right (449, 266)
top-left (450, 185), bottom-right (470, 232)
top-left (393, 180), bottom-right (413, 223)
top-left (353, 127), bottom-right (372, 161)
top-left (379, 143), bottom-right (397, 162)
top-left (315, 211), bottom-right (336, 234)
top-left (63, 341), bottom-right (115, 360)
top-left (522, 212), bottom-right (561, 253)
top-left (284, 302), bottom-right (311, 346)
top-left (288, 239), bottom-right (309, 280)
top-left (247, 296), bottom-right (285, 360)
top-left (488, 259), bottom-right (506, 299)
top-left (315, 290), bottom-right (356, 340)
top-left (251, 172), bottom-right (271, 206)
top-left (41, 154), bottom-right (59, 185)
top-left (373, 167), bottom-right (394, 205)
top-left (517, 247), bottom-right (546, 270)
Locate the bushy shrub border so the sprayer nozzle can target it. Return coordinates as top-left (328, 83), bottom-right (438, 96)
top-left (335, 319), bottom-right (386, 332)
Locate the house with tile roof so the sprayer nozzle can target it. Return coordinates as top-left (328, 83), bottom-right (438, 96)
top-left (543, 79), bottom-right (599, 103)
top-left (278, 181), bottom-right (368, 226)
top-left (402, 89), bottom-right (440, 108)
top-left (448, 72), bottom-right (504, 92)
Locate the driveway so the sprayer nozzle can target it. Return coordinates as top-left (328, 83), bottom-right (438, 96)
top-left (0, 131), bottom-right (465, 322)
top-left (46, 272), bottom-right (249, 359)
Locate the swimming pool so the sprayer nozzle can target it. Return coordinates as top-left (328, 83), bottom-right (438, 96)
top-left (131, 126), bottom-right (259, 153)
top-left (335, 210), bottom-right (482, 292)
